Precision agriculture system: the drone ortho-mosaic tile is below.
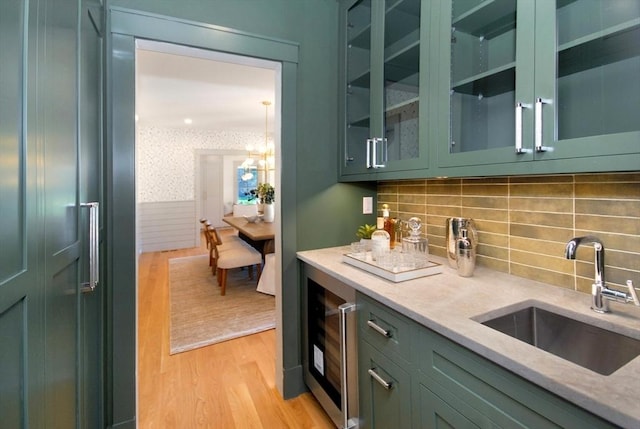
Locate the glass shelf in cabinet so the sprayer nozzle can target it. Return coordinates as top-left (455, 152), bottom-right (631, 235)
top-left (385, 0), bottom-right (421, 47)
top-left (451, 64), bottom-right (515, 97)
top-left (452, 0), bottom-right (516, 39)
top-left (558, 24), bottom-right (640, 78)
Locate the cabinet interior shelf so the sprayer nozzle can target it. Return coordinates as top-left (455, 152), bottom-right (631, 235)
top-left (558, 22), bottom-right (640, 78)
top-left (452, 63), bottom-right (515, 97)
top-left (348, 24), bottom-right (371, 49)
top-left (453, 0), bottom-right (516, 39)
top-left (386, 97), bottom-right (418, 114)
top-left (349, 70), bottom-right (371, 89)
top-left (384, 0), bottom-right (421, 47)
top-left (348, 116), bottom-right (370, 128)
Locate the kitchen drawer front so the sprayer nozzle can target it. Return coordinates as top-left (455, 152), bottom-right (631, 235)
top-left (359, 339), bottom-right (413, 429)
top-left (414, 327), bottom-right (616, 429)
top-left (357, 293), bottom-right (414, 363)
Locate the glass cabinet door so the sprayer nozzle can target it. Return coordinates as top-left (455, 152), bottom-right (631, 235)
top-left (344, 0), bottom-right (372, 174)
top-left (536, 0), bottom-right (640, 158)
top-left (342, 0), bottom-right (428, 177)
top-left (383, 0), bottom-right (423, 168)
top-left (449, 0), bottom-right (519, 155)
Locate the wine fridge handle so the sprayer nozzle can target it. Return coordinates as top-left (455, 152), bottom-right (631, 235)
top-left (339, 302), bottom-right (357, 429)
top-left (81, 202), bottom-right (99, 293)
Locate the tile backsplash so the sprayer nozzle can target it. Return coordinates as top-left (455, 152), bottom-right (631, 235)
top-left (378, 172), bottom-right (640, 294)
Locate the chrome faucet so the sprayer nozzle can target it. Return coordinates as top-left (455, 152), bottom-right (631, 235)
top-left (565, 236), bottom-right (639, 313)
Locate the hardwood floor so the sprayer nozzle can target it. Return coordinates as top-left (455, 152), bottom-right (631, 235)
top-left (138, 238), bottom-right (335, 428)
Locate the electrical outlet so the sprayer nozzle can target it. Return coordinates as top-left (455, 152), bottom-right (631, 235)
top-left (362, 196), bottom-right (373, 214)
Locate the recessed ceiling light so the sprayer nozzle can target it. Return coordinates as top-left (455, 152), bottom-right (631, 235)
top-left (184, 118), bottom-right (193, 125)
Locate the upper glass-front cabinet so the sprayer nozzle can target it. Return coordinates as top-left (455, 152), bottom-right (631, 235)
top-left (341, 0), bottom-right (428, 178)
top-left (437, 0), bottom-right (640, 169)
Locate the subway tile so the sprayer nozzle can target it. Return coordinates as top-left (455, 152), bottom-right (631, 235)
top-left (510, 237), bottom-right (567, 258)
top-left (574, 172), bottom-right (640, 183)
top-left (463, 207), bottom-right (508, 223)
top-left (397, 184), bottom-right (427, 194)
top-left (477, 244), bottom-right (509, 261)
top-left (575, 215), bottom-right (640, 236)
top-left (427, 195), bottom-right (463, 207)
top-left (476, 256), bottom-right (509, 273)
top-left (575, 199), bottom-right (640, 217)
top-left (475, 220), bottom-right (509, 235)
top-left (476, 232), bottom-right (508, 248)
top-left (510, 197), bottom-right (573, 213)
top-left (461, 184), bottom-right (508, 197)
top-left (510, 224), bottom-right (574, 242)
top-left (462, 196), bottom-right (508, 209)
top-left (510, 211), bottom-right (573, 228)
top-left (510, 183), bottom-right (574, 197)
top-left (510, 264), bottom-right (574, 289)
top-left (509, 174), bottom-right (574, 184)
top-left (575, 182), bottom-right (640, 199)
top-left (398, 194), bottom-right (426, 205)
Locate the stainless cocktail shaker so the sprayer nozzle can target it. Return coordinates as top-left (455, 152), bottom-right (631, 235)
top-left (446, 218), bottom-right (477, 276)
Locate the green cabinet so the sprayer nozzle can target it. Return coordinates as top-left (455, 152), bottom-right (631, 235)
top-left (358, 293), bottom-right (414, 428)
top-left (356, 292), bottom-right (617, 428)
top-left (433, 0), bottom-right (640, 175)
top-left (339, 0), bottom-right (432, 180)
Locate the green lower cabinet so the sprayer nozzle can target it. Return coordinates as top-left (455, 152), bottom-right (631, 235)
top-left (358, 340), bottom-right (413, 429)
top-left (418, 384), bottom-right (480, 429)
top-left (356, 292), bottom-right (618, 428)
top-left (414, 326), bottom-right (617, 429)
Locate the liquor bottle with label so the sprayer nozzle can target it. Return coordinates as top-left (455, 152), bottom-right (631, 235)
top-left (381, 204), bottom-right (396, 248)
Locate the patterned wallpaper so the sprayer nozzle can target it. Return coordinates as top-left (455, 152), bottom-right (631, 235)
top-left (136, 126), bottom-right (263, 202)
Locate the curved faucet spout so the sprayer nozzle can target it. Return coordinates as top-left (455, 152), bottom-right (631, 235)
top-left (565, 236), bottom-right (605, 287)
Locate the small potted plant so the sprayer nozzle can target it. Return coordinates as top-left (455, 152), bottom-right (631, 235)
top-left (256, 183), bottom-right (275, 222)
top-left (356, 223), bottom-right (377, 250)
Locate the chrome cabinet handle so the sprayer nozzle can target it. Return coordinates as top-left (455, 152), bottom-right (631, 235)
top-left (535, 98), bottom-right (549, 152)
top-left (367, 138), bottom-right (387, 169)
top-left (372, 137), bottom-right (386, 169)
top-left (81, 202), bottom-right (99, 293)
top-left (515, 102), bottom-right (531, 154)
top-left (367, 368), bottom-right (393, 390)
top-left (367, 319), bottom-right (391, 338)
top-left (339, 302), bottom-right (357, 429)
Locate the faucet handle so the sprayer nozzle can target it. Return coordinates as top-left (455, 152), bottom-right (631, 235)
top-left (627, 280), bottom-right (640, 306)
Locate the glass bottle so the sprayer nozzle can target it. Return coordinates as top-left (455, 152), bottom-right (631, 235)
top-left (402, 217), bottom-right (429, 267)
top-left (381, 204), bottom-right (396, 248)
top-left (371, 217), bottom-right (390, 261)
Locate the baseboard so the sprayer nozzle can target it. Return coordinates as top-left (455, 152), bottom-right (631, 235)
top-left (282, 364), bottom-right (308, 399)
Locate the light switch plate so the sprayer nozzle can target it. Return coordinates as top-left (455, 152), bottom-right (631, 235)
top-left (363, 196), bottom-right (373, 214)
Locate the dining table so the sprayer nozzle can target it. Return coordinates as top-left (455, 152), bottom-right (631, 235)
top-left (222, 216), bottom-right (275, 255)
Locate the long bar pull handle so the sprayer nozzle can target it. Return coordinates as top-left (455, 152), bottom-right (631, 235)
top-left (367, 368), bottom-right (393, 390)
top-left (366, 138), bottom-right (373, 168)
top-left (535, 98), bottom-right (548, 152)
top-left (339, 302), bottom-right (357, 429)
top-left (367, 320), bottom-right (391, 338)
top-left (81, 202), bottom-right (99, 293)
top-left (371, 137), bottom-right (387, 169)
top-left (515, 102), bottom-right (530, 154)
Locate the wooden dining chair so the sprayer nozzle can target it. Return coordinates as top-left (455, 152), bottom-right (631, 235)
top-left (212, 240), bottom-right (263, 296)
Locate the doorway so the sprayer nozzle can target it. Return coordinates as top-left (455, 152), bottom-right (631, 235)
top-left (108, 10), bottom-right (300, 425)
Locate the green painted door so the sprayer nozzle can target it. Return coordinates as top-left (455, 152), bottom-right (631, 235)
top-left (0, 0), bottom-right (103, 427)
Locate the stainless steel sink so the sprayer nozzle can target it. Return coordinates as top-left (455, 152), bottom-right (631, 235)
top-left (477, 304), bottom-right (640, 375)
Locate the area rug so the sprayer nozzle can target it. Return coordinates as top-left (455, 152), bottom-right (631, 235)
top-left (169, 254), bottom-right (275, 354)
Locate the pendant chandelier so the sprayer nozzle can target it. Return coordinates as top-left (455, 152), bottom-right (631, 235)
top-left (241, 100), bottom-right (274, 183)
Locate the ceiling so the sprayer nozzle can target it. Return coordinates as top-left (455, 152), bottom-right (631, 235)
top-left (135, 40), bottom-right (277, 133)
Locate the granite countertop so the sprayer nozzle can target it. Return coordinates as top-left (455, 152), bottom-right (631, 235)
top-left (297, 246), bottom-right (640, 429)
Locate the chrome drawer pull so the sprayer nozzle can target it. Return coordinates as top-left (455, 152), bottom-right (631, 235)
top-left (368, 368), bottom-right (393, 390)
top-left (367, 320), bottom-right (391, 337)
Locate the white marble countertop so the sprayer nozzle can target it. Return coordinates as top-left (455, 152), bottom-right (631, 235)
top-left (297, 246), bottom-right (640, 428)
